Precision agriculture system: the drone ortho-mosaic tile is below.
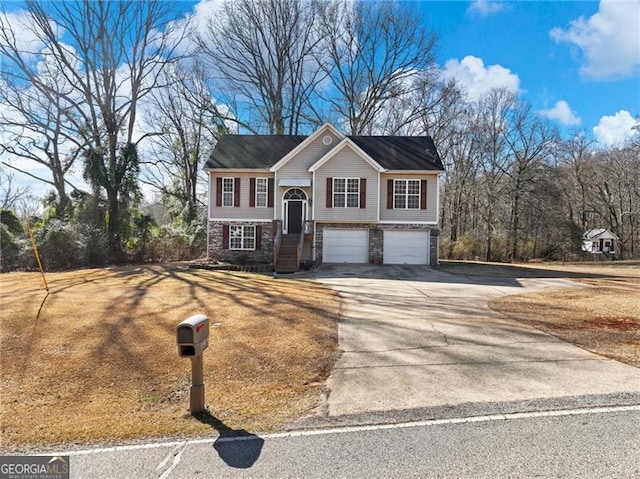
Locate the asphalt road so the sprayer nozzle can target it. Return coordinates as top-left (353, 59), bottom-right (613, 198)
top-left (63, 405), bottom-right (639, 478)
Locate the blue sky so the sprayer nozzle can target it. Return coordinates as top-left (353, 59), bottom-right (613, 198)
top-left (421, 0), bottom-right (639, 143)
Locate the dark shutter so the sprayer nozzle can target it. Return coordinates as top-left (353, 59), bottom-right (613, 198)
top-left (268, 178), bottom-right (274, 208)
top-left (387, 179), bottom-right (394, 209)
top-left (216, 177), bottom-right (222, 207)
top-left (326, 177), bottom-right (333, 208)
top-left (222, 224), bottom-right (229, 249)
top-left (234, 178), bottom-right (241, 207)
top-left (255, 225), bottom-right (262, 250)
top-left (420, 179), bottom-right (427, 210)
top-left (360, 178), bottom-right (366, 208)
top-left (249, 178), bottom-right (256, 207)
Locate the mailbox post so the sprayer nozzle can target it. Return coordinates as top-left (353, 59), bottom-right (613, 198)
top-left (176, 314), bottom-right (209, 414)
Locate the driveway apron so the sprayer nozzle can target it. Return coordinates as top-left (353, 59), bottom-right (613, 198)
top-left (314, 265), bottom-right (640, 417)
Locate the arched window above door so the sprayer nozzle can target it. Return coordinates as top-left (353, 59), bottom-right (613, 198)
top-left (284, 188), bottom-right (307, 200)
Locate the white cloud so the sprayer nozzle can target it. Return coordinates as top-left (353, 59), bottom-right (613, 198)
top-left (0, 10), bottom-right (44, 56)
top-left (467, 1), bottom-right (507, 17)
top-left (593, 110), bottom-right (639, 146)
top-left (550, 0), bottom-right (640, 80)
top-left (441, 55), bottom-right (520, 102)
top-left (539, 100), bottom-right (581, 126)
top-left (190, 0), bottom-right (226, 37)
top-left (0, 9), bottom-right (64, 61)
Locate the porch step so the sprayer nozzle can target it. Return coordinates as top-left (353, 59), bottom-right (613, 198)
top-left (275, 234), bottom-right (300, 273)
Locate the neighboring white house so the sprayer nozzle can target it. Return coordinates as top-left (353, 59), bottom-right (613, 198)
top-left (204, 123), bottom-right (445, 272)
top-left (582, 228), bottom-right (619, 256)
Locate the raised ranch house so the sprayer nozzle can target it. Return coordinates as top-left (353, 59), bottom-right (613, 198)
top-left (205, 123), bottom-right (444, 272)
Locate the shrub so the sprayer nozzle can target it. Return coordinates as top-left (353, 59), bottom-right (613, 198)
top-left (34, 220), bottom-right (83, 270)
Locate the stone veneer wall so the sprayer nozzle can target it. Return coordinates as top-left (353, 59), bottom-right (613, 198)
top-left (208, 221), bottom-right (273, 264)
top-left (315, 223), bottom-right (440, 266)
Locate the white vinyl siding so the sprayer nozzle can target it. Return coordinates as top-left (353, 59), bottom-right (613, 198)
top-left (256, 177), bottom-right (268, 208)
top-left (210, 172), bottom-right (274, 220)
top-left (383, 230), bottom-right (430, 264)
top-left (274, 133), bottom-right (340, 220)
top-left (315, 149), bottom-right (378, 222)
top-left (230, 225), bottom-right (255, 250)
top-left (323, 229), bottom-right (368, 263)
top-left (380, 174), bottom-right (438, 223)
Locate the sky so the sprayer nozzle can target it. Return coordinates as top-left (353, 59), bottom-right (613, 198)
top-left (421, 0), bottom-right (640, 144)
top-left (1, 0), bottom-right (639, 203)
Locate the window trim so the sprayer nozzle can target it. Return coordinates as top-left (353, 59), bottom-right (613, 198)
top-left (393, 179), bottom-right (421, 210)
top-left (222, 177), bottom-right (235, 207)
top-left (333, 177), bottom-right (360, 208)
top-left (255, 177), bottom-right (268, 208)
top-left (229, 225), bottom-right (256, 250)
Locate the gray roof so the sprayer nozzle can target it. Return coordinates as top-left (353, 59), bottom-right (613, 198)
top-left (205, 134), bottom-right (444, 171)
top-left (206, 135), bottom-right (307, 169)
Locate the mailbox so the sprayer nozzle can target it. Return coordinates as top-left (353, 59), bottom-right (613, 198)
top-left (176, 314), bottom-right (209, 357)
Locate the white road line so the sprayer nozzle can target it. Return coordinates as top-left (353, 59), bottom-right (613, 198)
top-left (50, 404), bottom-right (640, 456)
top-left (155, 442), bottom-right (187, 472)
top-left (157, 442), bottom-right (186, 479)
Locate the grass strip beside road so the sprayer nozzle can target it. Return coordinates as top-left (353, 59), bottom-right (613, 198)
top-left (0, 265), bottom-right (340, 450)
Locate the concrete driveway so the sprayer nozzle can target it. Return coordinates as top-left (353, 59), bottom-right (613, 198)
top-left (312, 265), bottom-right (640, 417)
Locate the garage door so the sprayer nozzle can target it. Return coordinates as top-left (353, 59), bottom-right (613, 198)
top-left (384, 230), bottom-right (430, 264)
top-left (323, 229), bottom-right (368, 263)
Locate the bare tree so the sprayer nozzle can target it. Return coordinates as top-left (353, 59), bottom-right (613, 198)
top-left (470, 88), bottom-right (517, 261)
top-left (504, 101), bottom-right (558, 260)
top-left (143, 63), bottom-right (228, 222)
top-left (557, 132), bottom-right (598, 230)
top-left (197, 0), bottom-right (324, 134)
top-left (4, 0), bottom-right (186, 260)
top-left (0, 168), bottom-right (29, 211)
top-left (317, 0), bottom-right (437, 134)
top-left (0, 12), bottom-right (89, 217)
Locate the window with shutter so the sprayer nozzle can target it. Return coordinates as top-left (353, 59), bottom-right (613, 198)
top-left (393, 179), bottom-right (421, 209)
top-left (255, 178), bottom-right (268, 207)
top-left (229, 225), bottom-right (256, 250)
top-left (222, 178), bottom-right (234, 207)
top-left (333, 178), bottom-right (360, 208)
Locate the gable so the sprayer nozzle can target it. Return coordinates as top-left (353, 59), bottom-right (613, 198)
top-left (270, 123), bottom-right (344, 172)
top-left (309, 138), bottom-right (384, 173)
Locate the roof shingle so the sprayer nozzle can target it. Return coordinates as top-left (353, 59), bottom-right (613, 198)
top-left (205, 133), bottom-right (444, 171)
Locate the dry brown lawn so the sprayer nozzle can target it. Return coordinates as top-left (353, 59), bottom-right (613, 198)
top-left (0, 265), bottom-right (340, 450)
top-left (440, 260), bottom-right (640, 367)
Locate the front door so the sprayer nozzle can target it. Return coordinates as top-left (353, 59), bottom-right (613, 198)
top-left (287, 201), bottom-right (303, 234)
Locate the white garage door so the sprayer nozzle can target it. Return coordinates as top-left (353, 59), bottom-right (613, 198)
top-left (384, 230), bottom-right (430, 264)
top-left (323, 229), bottom-right (368, 263)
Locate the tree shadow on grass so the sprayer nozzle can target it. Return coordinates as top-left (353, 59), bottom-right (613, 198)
top-left (195, 411), bottom-right (264, 469)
